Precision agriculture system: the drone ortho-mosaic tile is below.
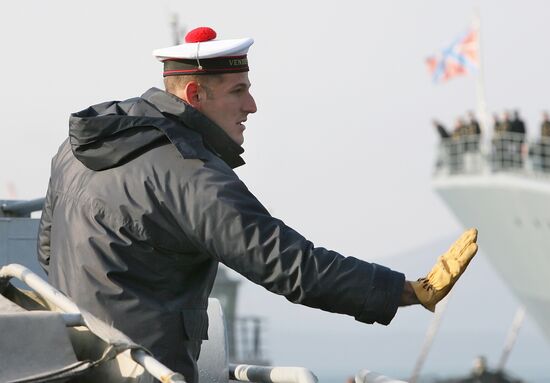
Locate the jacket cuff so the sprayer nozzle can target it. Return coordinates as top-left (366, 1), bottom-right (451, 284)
top-left (355, 263), bottom-right (405, 325)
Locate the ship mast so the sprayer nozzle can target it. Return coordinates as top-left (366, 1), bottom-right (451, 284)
top-left (169, 12), bottom-right (186, 45)
top-left (472, 9), bottom-right (490, 136)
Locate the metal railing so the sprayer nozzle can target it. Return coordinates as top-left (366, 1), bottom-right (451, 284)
top-left (230, 364), bottom-right (318, 383)
top-left (233, 316), bottom-right (268, 364)
top-left (0, 198), bottom-right (45, 217)
top-left (355, 369), bottom-right (407, 383)
top-left (434, 132), bottom-right (550, 177)
top-left (0, 264), bottom-right (186, 383)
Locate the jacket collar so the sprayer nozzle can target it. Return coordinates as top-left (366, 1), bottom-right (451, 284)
top-left (142, 88), bottom-right (245, 168)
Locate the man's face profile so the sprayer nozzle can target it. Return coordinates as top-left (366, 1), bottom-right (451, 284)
top-left (196, 72), bottom-right (257, 146)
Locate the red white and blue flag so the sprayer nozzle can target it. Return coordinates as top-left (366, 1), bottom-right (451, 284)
top-left (426, 28), bottom-right (479, 83)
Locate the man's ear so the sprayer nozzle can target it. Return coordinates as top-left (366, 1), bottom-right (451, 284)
top-left (178, 81), bottom-right (201, 108)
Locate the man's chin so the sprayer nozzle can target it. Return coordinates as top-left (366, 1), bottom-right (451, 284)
top-left (232, 130), bottom-right (245, 146)
top-left (228, 134), bottom-right (244, 146)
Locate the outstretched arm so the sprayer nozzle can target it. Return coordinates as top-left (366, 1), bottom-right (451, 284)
top-left (171, 163), bottom-right (405, 325)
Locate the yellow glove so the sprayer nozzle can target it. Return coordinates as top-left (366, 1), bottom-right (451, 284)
top-left (411, 228), bottom-right (478, 312)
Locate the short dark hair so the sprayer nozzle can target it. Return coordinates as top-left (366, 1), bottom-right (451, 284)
top-left (163, 74), bottom-right (224, 98)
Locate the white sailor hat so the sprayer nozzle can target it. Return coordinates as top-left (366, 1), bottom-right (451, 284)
top-left (153, 27), bottom-right (254, 77)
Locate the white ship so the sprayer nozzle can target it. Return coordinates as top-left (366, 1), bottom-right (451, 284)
top-left (433, 132), bottom-right (550, 342)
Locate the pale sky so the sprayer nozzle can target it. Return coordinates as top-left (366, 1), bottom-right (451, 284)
top-left (1, 0), bottom-right (549, 381)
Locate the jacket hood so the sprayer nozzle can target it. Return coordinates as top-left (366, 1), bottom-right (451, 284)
top-left (69, 88), bottom-right (245, 171)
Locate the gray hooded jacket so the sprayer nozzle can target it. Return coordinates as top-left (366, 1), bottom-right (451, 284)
top-left (38, 88), bottom-right (405, 378)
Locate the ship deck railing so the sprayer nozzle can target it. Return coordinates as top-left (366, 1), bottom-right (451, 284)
top-left (230, 315), bottom-right (269, 365)
top-left (433, 132), bottom-right (550, 179)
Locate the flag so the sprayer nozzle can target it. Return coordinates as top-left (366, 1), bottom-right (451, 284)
top-left (426, 28), bottom-right (479, 83)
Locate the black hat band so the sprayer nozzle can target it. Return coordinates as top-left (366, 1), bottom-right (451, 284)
top-left (163, 55), bottom-right (249, 76)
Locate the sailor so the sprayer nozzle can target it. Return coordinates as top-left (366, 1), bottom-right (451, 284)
top-left (533, 111), bottom-right (550, 171)
top-left (492, 112), bottom-right (510, 170)
top-left (541, 111), bottom-right (550, 170)
top-left (432, 119), bottom-right (451, 139)
top-left (541, 111), bottom-right (550, 138)
top-left (509, 110), bottom-right (527, 167)
top-left (463, 111), bottom-right (481, 153)
top-left (38, 27), bottom-right (478, 383)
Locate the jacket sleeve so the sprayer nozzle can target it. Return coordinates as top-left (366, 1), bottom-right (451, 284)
top-left (176, 164), bottom-right (405, 325)
top-left (37, 179), bottom-right (54, 275)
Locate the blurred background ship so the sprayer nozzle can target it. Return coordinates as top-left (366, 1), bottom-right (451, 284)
top-left (434, 130), bottom-right (550, 343)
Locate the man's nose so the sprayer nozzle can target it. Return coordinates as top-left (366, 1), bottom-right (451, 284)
top-left (243, 92), bottom-right (257, 114)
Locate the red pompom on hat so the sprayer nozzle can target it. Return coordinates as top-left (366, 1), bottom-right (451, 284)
top-left (185, 27), bottom-right (217, 43)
